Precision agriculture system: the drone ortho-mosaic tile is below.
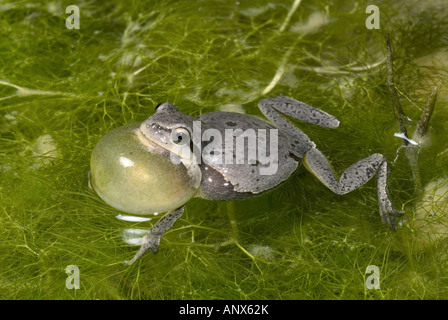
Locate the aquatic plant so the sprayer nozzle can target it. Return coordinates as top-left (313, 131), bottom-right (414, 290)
top-left (0, 0), bottom-right (447, 299)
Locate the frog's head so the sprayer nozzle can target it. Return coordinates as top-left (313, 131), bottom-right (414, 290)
top-left (140, 102), bottom-right (196, 157)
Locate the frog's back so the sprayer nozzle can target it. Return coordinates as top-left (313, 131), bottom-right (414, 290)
top-left (196, 112), bottom-right (300, 198)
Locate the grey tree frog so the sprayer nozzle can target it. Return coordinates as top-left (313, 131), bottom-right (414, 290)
top-left (118, 95), bottom-right (400, 265)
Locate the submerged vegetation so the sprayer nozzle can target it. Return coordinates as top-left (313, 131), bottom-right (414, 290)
top-left (0, 0), bottom-right (447, 299)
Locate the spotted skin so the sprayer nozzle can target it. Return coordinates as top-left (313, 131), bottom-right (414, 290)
top-left (124, 95), bottom-right (400, 265)
top-left (304, 149), bottom-right (401, 229)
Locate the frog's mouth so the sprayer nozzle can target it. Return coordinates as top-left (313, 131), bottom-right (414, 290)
top-left (134, 127), bottom-right (170, 156)
top-left (139, 121), bottom-right (196, 159)
top-left (135, 125), bottom-right (192, 163)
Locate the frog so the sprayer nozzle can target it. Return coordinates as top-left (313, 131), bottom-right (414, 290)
top-left (120, 95), bottom-right (400, 265)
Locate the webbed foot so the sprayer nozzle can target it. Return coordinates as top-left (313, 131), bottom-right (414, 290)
top-left (123, 206), bottom-right (184, 266)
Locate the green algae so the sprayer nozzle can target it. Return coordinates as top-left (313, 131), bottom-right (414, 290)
top-left (0, 0), bottom-right (447, 300)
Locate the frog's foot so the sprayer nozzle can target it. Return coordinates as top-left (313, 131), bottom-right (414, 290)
top-left (379, 206), bottom-right (402, 231)
top-left (123, 206), bottom-right (184, 266)
top-left (376, 161), bottom-right (403, 230)
top-left (122, 232), bottom-right (159, 266)
top-left (303, 148), bottom-right (400, 230)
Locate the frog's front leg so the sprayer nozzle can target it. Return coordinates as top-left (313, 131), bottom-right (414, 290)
top-left (123, 206), bottom-right (184, 266)
top-left (303, 148), bottom-right (400, 230)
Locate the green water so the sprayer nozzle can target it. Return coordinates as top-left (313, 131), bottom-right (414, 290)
top-left (0, 0), bottom-right (447, 299)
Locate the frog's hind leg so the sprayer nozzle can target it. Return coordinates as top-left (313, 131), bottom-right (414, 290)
top-left (258, 96), bottom-right (340, 157)
top-left (258, 96), bottom-right (340, 129)
top-left (123, 206), bottom-right (184, 265)
top-left (303, 148), bottom-right (400, 230)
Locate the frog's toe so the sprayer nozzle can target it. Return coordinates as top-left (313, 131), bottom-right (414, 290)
top-left (122, 233), bottom-right (160, 266)
top-left (382, 208), bottom-right (403, 231)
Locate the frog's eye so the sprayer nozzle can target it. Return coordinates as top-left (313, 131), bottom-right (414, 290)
top-left (155, 103), bottom-right (164, 111)
top-left (171, 127), bottom-right (190, 145)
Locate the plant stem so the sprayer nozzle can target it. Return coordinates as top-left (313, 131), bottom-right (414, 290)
top-left (406, 86), bottom-right (438, 192)
top-left (386, 34), bottom-right (438, 192)
top-left (414, 86), bottom-right (438, 140)
top-left (386, 33), bottom-right (409, 146)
